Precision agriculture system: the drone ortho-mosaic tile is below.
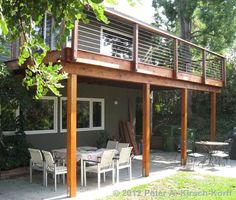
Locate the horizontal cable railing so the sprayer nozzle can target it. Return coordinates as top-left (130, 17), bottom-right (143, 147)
top-left (138, 28), bottom-right (174, 68)
top-left (75, 12), bottom-right (225, 83)
top-left (78, 12), bottom-right (134, 59)
top-left (178, 41), bottom-right (203, 76)
top-left (206, 52), bottom-right (223, 80)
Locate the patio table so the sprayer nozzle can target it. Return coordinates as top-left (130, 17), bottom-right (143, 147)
top-left (195, 141), bottom-right (229, 166)
top-left (52, 146), bottom-right (117, 187)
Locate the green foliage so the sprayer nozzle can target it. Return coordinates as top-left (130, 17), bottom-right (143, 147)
top-left (152, 0), bottom-right (236, 52)
top-left (152, 0), bottom-right (236, 140)
top-left (0, 0), bottom-right (110, 99)
top-left (152, 64), bottom-right (236, 141)
top-left (0, 65), bottom-right (32, 170)
top-left (97, 130), bottom-right (108, 148)
top-left (0, 0), bottom-right (139, 99)
top-left (0, 130), bottom-right (31, 171)
top-left (152, 90), bottom-right (181, 135)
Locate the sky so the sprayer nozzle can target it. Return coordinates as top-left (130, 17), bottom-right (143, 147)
top-left (106, 0), bottom-right (155, 24)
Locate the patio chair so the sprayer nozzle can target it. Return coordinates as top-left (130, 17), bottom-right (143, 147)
top-left (41, 150), bottom-right (67, 191)
top-left (115, 147), bottom-right (133, 183)
top-left (83, 149), bottom-right (115, 189)
top-left (106, 140), bottom-right (118, 149)
top-left (175, 140), bottom-right (193, 161)
top-left (117, 143), bottom-right (129, 152)
top-left (187, 143), bottom-right (204, 170)
top-left (28, 148), bottom-right (44, 185)
top-left (211, 139), bottom-right (233, 166)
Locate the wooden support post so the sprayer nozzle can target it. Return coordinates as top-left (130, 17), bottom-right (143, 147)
top-left (181, 88), bottom-right (187, 166)
top-left (72, 20), bottom-right (78, 61)
top-left (142, 83), bottom-right (150, 177)
top-left (210, 92), bottom-right (217, 141)
top-left (67, 74), bottom-right (77, 197)
top-left (133, 23), bottom-right (139, 71)
top-left (202, 49), bottom-right (206, 84)
top-left (173, 38), bottom-right (178, 78)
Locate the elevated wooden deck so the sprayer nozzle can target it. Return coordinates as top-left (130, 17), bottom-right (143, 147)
top-left (6, 10), bottom-right (225, 93)
top-left (61, 48), bottom-right (223, 93)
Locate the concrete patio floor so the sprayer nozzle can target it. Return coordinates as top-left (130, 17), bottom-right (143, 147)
top-left (0, 150), bottom-right (236, 200)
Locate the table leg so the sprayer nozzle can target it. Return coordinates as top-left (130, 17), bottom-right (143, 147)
top-left (81, 158), bottom-right (83, 186)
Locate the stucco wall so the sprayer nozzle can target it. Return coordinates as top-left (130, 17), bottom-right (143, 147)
top-left (26, 83), bottom-right (141, 151)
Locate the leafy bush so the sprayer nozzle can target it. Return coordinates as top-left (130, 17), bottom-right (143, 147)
top-left (0, 65), bottom-right (32, 171)
top-left (0, 133), bottom-right (30, 170)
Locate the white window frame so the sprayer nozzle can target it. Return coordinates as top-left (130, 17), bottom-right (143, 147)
top-left (60, 97), bottom-right (105, 132)
top-left (24, 96), bottom-right (58, 134)
top-left (100, 26), bottom-right (133, 59)
top-left (2, 96), bottom-right (58, 135)
top-left (40, 12), bottom-right (56, 50)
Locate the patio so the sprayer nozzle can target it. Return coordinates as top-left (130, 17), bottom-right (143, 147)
top-left (0, 151), bottom-right (236, 200)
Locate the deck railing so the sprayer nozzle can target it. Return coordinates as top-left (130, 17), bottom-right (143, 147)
top-left (76, 14), bottom-right (225, 84)
top-left (138, 28), bottom-right (174, 69)
top-left (7, 11), bottom-right (225, 87)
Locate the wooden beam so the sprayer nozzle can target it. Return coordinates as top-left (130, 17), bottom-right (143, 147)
top-left (77, 50), bottom-right (132, 71)
top-left (181, 88), bottom-right (187, 166)
top-left (74, 50), bottom-right (223, 89)
top-left (202, 49), bottom-right (206, 84)
top-left (210, 92), bottom-right (217, 141)
top-left (142, 83), bottom-right (150, 177)
top-left (67, 74), bottom-right (77, 197)
top-left (173, 38), bottom-right (178, 78)
top-left (63, 62), bottom-right (222, 93)
top-left (133, 23), bottom-right (139, 71)
top-left (72, 21), bottom-right (78, 60)
top-left (205, 79), bottom-right (224, 87)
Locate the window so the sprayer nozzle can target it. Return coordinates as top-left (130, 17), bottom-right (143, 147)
top-left (1, 96), bottom-right (58, 135)
top-left (35, 13), bottom-right (59, 50)
top-left (100, 27), bottom-right (133, 60)
top-left (22, 96), bottom-right (58, 134)
top-left (60, 97), bottom-right (105, 132)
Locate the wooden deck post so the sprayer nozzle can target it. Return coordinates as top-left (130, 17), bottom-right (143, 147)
top-left (67, 74), bottom-right (77, 197)
top-left (133, 23), bottom-right (139, 71)
top-left (202, 49), bottom-right (206, 84)
top-left (72, 20), bottom-right (78, 60)
top-left (173, 38), bottom-right (178, 78)
top-left (181, 88), bottom-right (188, 165)
top-left (142, 83), bottom-right (150, 176)
top-left (210, 92), bottom-right (216, 141)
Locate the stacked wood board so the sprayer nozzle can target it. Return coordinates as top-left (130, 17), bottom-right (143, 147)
top-left (119, 120), bottom-right (139, 155)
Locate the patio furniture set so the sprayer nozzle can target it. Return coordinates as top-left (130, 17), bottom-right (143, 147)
top-left (28, 141), bottom-right (133, 191)
top-left (179, 140), bottom-right (232, 169)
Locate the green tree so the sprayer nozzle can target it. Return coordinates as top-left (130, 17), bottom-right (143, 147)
top-left (152, 0), bottom-right (236, 138)
top-left (152, 0), bottom-right (236, 52)
top-left (0, 0), bottom-right (137, 99)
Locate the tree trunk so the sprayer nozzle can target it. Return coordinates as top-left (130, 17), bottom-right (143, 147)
top-left (179, 0), bottom-right (193, 120)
